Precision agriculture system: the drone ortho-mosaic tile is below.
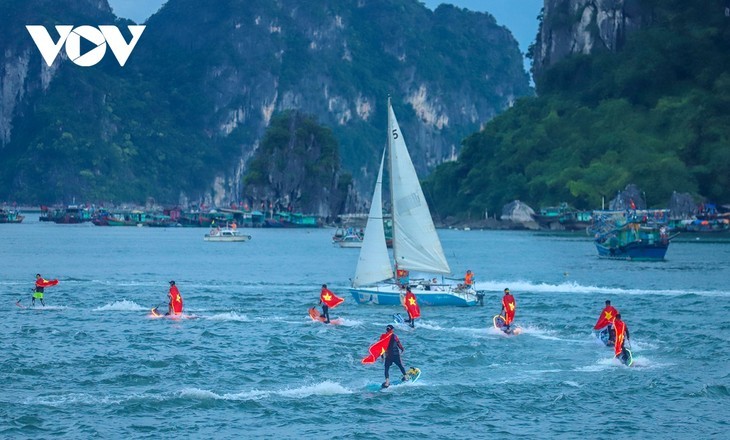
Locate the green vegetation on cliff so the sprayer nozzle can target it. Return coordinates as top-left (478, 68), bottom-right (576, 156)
top-left (424, 0), bottom-right (730, 218)
top-left (243, 111), bottom-right (351, 214)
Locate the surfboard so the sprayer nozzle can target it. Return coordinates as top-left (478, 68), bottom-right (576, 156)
top-left (617, 348), bottom-right (634, 367)
top-left (493, 314), bottom-right (522, 335)
top-left (595, 328), bottom-right (613, 346)
top-left (149, 307), bottom-right (196, 320)
top-left (308, 307), bottom-right (342, 325)
top-left (366, 367), bottom-right (422, 391)
top-left (393, 313), bottom-right (405, 324)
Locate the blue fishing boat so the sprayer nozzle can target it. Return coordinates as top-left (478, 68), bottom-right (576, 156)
top-left (590, 210), bottom-right (674, 261)
top-left (349, 99), bottom-right (477, 307)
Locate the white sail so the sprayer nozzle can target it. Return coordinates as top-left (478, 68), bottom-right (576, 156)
top-left (352, 151), bottom-right (394, 287)
top-left (388, 102), bottom-right (451, 274)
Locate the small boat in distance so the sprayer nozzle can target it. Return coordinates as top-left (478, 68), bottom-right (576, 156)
top-left (204, 225), bottom-right (251, 242)
top-left (337, 234), bottom-right (364, 248)
top-left (0, 208), bottom-right (24, 224)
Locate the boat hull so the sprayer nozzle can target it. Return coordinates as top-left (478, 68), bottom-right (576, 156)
top-left (204, 234), bottom-right (251, 242)
top-left (595, 241), bottom-right (668, 261)
top-left (350, 286), bottom-right (477, 306)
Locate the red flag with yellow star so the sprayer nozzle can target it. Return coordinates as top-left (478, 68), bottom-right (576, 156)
top-left (404, 291), bottom-right (421, 319)
top-left (594, 305), bottom-right (618, 330)
top-left (362, 333), bottom-right (393, 364)
top-left (320, 288), bottom-right (344, 309)
top-left (503, 294), bottom-right (516, 325)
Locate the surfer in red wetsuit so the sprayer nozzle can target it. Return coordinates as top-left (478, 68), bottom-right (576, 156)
top-left (168, 280), bottom-right (183, 315)
top-left (33, 274), bottom-right (59, 306)
top-left (500, 288), bottom-right (516, 333)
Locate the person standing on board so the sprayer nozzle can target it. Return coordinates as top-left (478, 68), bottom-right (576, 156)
top-left (402, 286), bottom-right (421, 328)
top-left (500, 288), bottom-right (516, 334)
top-left (167, 280), bottom-right (183, 316)
top-left (318, 284), bottom-right (344, 324)
top-left (594, 300), bottom-right (619, 344)
top-left (381, 325), bottom-right (407, 388)
top-left (32, 273), bottom-right (59, 306)
top-left (613, 313), bottom-right (631, 364)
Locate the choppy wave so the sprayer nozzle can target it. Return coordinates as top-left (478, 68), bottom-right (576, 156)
top-left (474, 280), bottom-right (730, 298)
top-left (94, 300), bottom-right (146, 311)
top-left (203, 311), bottom-right (250, 322)
top-left (180, 381), bottom-right (352, 401)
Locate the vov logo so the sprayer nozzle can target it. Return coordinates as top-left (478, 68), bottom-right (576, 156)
top-left (26, 25), bottom-right (146, 67)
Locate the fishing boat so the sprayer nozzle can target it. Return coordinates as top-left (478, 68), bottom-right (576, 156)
top-left (204, 226), bottom-right (251, 242)
top-left (349, 99), bottom-right (477, 306)
top-left (0, 208), bottom-right (24, 223)
top-left (590, 210), bottom-right (675, 261)
top-left (337, 234), bottom-right (364, 248)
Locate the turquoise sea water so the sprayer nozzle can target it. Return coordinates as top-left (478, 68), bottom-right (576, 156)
top-left (1, 217), bottom-right (729, 439)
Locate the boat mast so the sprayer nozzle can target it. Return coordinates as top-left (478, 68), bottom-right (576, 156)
top-left (387, 96), bottom-right (399, 274)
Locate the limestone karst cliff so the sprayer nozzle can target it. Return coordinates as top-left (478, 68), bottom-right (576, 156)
top-left (0, 0), bottom-right (531, 215)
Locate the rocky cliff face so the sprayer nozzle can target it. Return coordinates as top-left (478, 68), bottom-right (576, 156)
top-left (0, 0), bottom-right (114, 147)
top-left (0, 0), bottom-right (531, 215)
top-left (532, 0), bottom-right (649, 80)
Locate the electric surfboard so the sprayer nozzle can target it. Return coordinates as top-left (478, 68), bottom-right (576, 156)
top-left (308, 307), bottom-right (343, 325)
top-left (493, 314), bottom-right (522, 335)
top-left (617, 348), bottom-right (634, 367)
top-left (149, 307), bottom-right (196, 320)
top-left (367, 367), bottom-right (421, 391)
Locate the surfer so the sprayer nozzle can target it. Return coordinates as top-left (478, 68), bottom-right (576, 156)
top-left (613, 313), bottom-right (631, 364)
top-left (319, 284), bottom-right (341, 324)
top-left (500, 288), bottom-right (516, 334)
top-left (401, 286), bottom-right (420, 328)
top-left (167, 280), bottom-right (183, 316)
top-left (32, 274), bottom-right (59, 306)
top-left (594, 300), bottom-right (619, 344)
top-left (381, 325), bottom-right (407, 388)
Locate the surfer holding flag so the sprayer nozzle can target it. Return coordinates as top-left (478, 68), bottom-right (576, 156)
top-left (594, 300), bottom-right (619, 345)
top-left (613, 313), bottom-right (632, 365)
top-left (499, 288), bottom-right (517, 333)
top-left (32, 273), bottom-right (59, 306)
top-left (401, 286), bottom-right (420, 328)
top-left (167, 280), bottom-right (183, 316)
top-left (362, 325), bottom-right (407, 388)
top-left (319, 284), bottom-right (344, 324)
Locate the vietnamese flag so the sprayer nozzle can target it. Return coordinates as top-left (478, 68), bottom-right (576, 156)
top-left (503, 294), bottom-right (516, 325)
top-left (613, 319), bottom-right (627, 356)
top-left (594, 305), bottom-right (618, 330)
top-left (362, 333), bottom-right (393, 364)
top-left (320, 288), bottom-right (344, 309)
top-left (404, 291), bottom-right (421, 319)
top-left (36, 278), bottom-right (59, 288)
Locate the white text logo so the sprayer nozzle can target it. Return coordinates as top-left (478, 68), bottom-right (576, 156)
top-left (26, 25), bottom-right (146, 67)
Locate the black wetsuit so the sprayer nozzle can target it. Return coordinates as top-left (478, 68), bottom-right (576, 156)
top-left (321, 304), bottom-right (330, 323)
top-left (384, 334), bottom-right (406, 380)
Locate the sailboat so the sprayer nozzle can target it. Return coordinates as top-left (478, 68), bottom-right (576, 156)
top-left (349, 99), bottom-right (477, 307)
